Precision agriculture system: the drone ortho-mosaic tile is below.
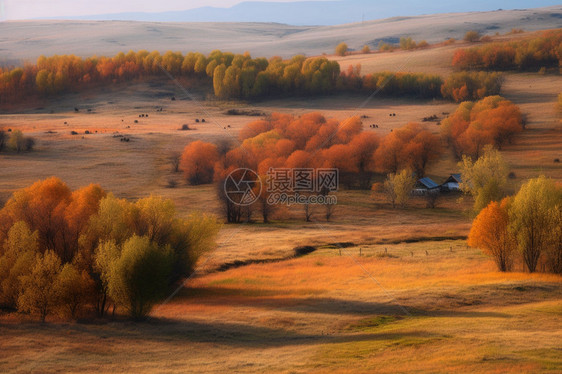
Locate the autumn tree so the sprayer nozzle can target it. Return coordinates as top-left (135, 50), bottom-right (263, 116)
top-left (54, 263), bottom-right (94, 319)
top-left (509, 176), bottom-right (562, 273)
top-left (0, 221), bottom-right (39, 308)
top-left (361, 45), bottom-right (371, 54)
top-left (383, 169), bottom-right (415, 208)
top-left (468, 198), bottom-right (516, 271)
top-left (17, 250), bottom-right (61, 322)
top-left (458, 145), bottom-right (510, 214)
top-left (335, 42), bottom-right (348, 56)
top-left (180, 141), bottom-right (220, 185)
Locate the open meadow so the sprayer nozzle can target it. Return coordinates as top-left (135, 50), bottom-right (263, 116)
top-left (1, 8), bottom-right (562, 374)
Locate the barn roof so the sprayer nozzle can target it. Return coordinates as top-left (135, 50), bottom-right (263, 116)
top-left (417, 177), bottom-right (439, 189)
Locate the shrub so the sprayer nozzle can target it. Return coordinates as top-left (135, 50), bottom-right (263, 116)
top-left (361, 45), bottom-right (370, 54)
top-left (7, 130), bottom-right (35, 153)
top-left (335, 42), bottom-right (348, 56)
top-left (464, 30), bottom-right (481, 42)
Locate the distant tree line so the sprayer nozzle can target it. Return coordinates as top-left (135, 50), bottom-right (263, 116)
top-left (452, 29), bottom-right (562, 71)
top-left (1, 50), bottom-right (502, 104)
top-left (0, 178), bottom-right (219, 321)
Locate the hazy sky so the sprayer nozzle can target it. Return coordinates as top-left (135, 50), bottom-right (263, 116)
top-left (2, 0), bottom-right (329, 20)
top-left (1, 0), bottom-right (559, 21)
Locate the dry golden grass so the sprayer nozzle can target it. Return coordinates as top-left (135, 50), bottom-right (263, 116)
top-left (2, 241), bottom-right (561, 373)
top-left (1, 34), bottom-right (561, 372)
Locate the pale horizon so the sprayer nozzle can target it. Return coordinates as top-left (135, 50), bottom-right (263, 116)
top-left (2, 0), bottom-right (561, 23)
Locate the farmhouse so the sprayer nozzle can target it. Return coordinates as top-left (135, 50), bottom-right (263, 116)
top-left (413, 177), bottom-right (439, 195)
top-left (441, 174), bottom-right (462, 192)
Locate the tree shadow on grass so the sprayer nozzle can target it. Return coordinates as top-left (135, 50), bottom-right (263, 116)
top-left (179, 286), bottom-right (511, 318)
top-left (0, 317), bottom-right (446, 349)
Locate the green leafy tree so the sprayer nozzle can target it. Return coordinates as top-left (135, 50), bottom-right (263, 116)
top-left (17, 250), bottom-right (61, 322)
top-left (509, 176), bottom-right (562, 272)
top-left (98, 235), bottom-right (173, 320)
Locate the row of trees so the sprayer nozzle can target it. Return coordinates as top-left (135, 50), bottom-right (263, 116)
top-left (452, 29), bottom-right (562, 71)
top-left (440, 95), bottom-right (523, 159)
top-left (0, 178), bottom-right (219, 320)
top-left (1, 50), bottom-right (502, 104)
top-left (179, 113), bottom-right (442, 222)
top-left (0, 129), bottom-right (35, 153)
top-left (440, 71), bottom-right (503, 102)
top-left (469, 176), bottom-right (561, 273)
top-left (337, 37), bottom-right (429, 56)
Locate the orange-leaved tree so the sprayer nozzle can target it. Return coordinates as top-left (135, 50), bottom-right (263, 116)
top-left (468, 197), bottom-right (515, 271)
top-left (180, 140), bottom-right (220, 185)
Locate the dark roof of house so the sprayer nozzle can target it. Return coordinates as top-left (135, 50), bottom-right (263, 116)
top-left (444, 174), bottom-right (462, 184)
top-left (417, 177), bottom-right (439, 189)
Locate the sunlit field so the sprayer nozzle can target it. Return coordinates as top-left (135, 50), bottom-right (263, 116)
top-left (1, 17), bottom-right (562, 374)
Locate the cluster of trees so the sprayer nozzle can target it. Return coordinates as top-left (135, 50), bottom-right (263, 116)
top-left (469, 176), bottom-right (561, 273)
top-left (0, 178), bottom-right (219, 321)
top-left (1, 49), bottom-right (505, 105)
top-left (452, 29), bottom-right (562, 71)
top-left (399, 37), bottom-right (429, 50)
top-left (440, 71), bottom-right (503, 102)
top-left (441, 96), bottom-right (523, 159)
top-left (179, 113), bottom-right (442, 222)
top-left (0, 129), bottom-right (35, 153)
